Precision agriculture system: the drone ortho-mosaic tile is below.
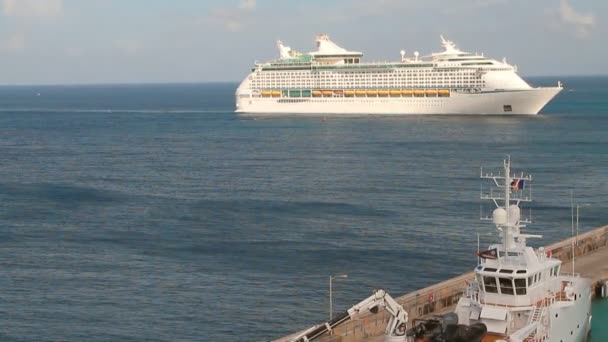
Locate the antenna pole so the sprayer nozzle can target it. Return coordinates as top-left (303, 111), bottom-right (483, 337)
top-left (477, 233), bottom-right (480, 265)
top-left (504, 156), bottom-right (511, 251)
top-left (576, 204), bottom-right (579, 246)
top-left (571, 191), bottom-right (574, 276)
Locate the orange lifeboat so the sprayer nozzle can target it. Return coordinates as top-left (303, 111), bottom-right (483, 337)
top-left (401, 89), bottom-right (413, 96)
top-left (355, 90), bottom-right (367, 97)
top-left (366, 90), bottom-right (378, 96)
top-left (322, 90), bottom-right (334, 97)
top-left (271, 90), bottom-right (281, 97)
top-left (378, 90), bottom-right (389, 97)
top-left (261, 90), bottom-right (273, 97)
top-left (312, 90), bottom-right (323, 97)
top-left (390, 90), bottom-right (401, 97)
top-left (426, 89), bottom-right (438, 96)
top-left (438, 89), bottom-right (450, 97)
top-left (413, 89), bottom-right (426, 97)
top-left (344, 90), bottom-right (355, 97)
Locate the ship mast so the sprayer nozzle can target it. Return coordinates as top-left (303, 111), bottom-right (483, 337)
top-left (504, 157), bottom-right (511, 250)
top-left (481, 157), bottom-right (537, 253)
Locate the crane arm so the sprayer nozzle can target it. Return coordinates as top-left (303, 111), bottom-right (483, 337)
top-left (290, 290), bottom-right (408, 342)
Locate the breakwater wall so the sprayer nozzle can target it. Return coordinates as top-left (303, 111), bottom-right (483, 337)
top-left (281, 225), bottom-right (608, 342)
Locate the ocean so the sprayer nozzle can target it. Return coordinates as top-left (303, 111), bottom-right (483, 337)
top-left (0, 77), bottom-right (606, 341)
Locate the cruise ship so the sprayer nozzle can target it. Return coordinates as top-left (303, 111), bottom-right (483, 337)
top-left (235, 35), bottom-right (562, 115)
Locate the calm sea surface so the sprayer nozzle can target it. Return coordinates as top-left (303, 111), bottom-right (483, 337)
top-left (0, 77), bottom-right (606, 341)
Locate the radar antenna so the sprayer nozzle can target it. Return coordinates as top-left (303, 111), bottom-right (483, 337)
top-left (480, 156), bottom-right (538, 252)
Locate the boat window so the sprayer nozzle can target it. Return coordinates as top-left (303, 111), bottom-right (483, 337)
top-left (553, 266), bottom-right (559, 277)
top-left (484, 276), bottom-right (498, 293)
top-left (499, 269), bottom-right (514, 274)
top-left (514, 278), bottom-right (527, 295)
top-left (528, 276), bottom-right (534, 286)
top-left (499, 277), bottom-right (514, 295)
top-left (516, 270), bottom-right (527, 274)
top-left (484, 268), bottom-right (497, 273)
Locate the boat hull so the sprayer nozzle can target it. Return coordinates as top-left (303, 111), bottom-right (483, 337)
top-left (235, 87), bottom-right (562, 115)
top-left (547, 277), bottom-right (593, 342)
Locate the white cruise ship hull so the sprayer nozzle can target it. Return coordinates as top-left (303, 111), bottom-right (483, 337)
top-left (236, 87), bottom-right (562, 115)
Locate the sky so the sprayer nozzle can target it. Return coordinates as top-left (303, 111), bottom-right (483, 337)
top-left (0, 0), bottom-right (606, 84)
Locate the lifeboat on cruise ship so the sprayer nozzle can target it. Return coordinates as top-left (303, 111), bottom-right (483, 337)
top-left (378, 90), bottom-right (389, 97)
top-left (438, 89), bottom-right (450, 97)
top-left (366, 90), bottom-right (378, 96)
top-left (333, 90), bottom-right (344, 95)
top-left (355, 90), bottom-right (367, 97)
top-left (322, 90), bottom-right (334, 96)
top-left (261, 90), bottom-right (273, 97)
top-left (289, 90), bottom-right (302, 98)
top-left (426, 89), bottom-right (438, 96)
top-left (344, 90), bottom-right (355, 97)
top-left (401, 89), bottom-right (413, 96)
top-left (271, 90), bottom-right (282, 97)
top-left (413, 89), bottom-right (426, 97)
top-left (390, 90), bottom-right (401, 97)
top-left (312, 90), bottom-right (323, 97)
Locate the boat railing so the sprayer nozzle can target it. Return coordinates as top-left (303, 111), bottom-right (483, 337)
top-left (465, 281), bottom-right (483, 305)
top-left (559, 272), bottom-right (581, 278)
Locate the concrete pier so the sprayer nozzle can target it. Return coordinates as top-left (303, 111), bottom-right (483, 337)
top-left (276, 225), bottom-right (608, 342)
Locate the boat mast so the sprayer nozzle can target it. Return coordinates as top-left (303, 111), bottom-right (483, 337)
top-left (480, 157), bottom-right (536, 255)
top-left (504, 157), bottom-right (511, 251)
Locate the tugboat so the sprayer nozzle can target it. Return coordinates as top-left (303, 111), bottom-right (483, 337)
top-left (453, 157), bottom-right (592, 342)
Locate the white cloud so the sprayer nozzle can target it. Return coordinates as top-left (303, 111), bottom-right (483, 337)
top-left (2, 0), bottom-right (63, 17)
top-left (207, 8), bottom-right (245, 32)
top-left (558, 0), bottom-right (595, 37)
top-left (203, 1), bottom-right (258, 32)
top-left (239, 0), bottom-right (256, 11)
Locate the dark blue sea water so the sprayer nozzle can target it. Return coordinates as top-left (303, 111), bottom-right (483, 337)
top-left (0, 77), bottom-right (606, 341)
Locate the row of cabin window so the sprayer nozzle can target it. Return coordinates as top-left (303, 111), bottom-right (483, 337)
top-left (252, 79), bottom-right (484, 85)
top-left (255, 71), bottom-right (480, 79)
top-left (255, 79), bottom-right (481, 83)
top-left (252, 83), bottom-right (485, 87)
top-left (253, 76), bottom-right (483, 84)
top-left (252, 82), bottom-right (485, 88)
top-left (483, 276), bottom-right (527, 295)
top-left (481, 266), bottom-right (560, 296)
top-left (255, 74), bottom-right (479, 80)
top-left (260, 70), bottom-right (477, 75)
top-left (253, 80), bottom-right (484, 84)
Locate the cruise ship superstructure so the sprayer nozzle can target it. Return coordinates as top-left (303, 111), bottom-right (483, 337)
top-left (236, 35), bottom-right (562, 115)
top-left (453, 158), bottom-right (592, 342)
